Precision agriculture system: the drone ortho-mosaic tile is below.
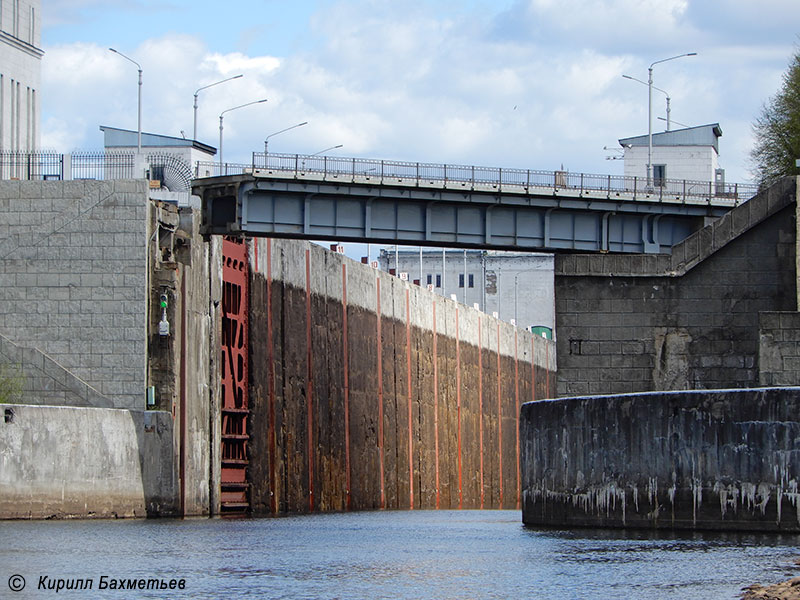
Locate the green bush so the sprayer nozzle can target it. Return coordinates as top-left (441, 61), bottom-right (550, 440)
top-left (0, 363), bottom-right (24, 404)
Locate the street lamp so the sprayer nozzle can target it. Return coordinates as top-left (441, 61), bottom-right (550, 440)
top-left (193, 74), bottom-right (243, 141)
top-left (265, 121), bottom-right (308, 154)
top-left (646, 53), bottom-right (697, 188)
top-left (622, 74), bottom-right (671, 131)
top-left (312, 144), bottom-right (343, 156)
top-left (219, 99), bottom-right (268, 167)
top-left (109, 48), bottom-right (142, 154)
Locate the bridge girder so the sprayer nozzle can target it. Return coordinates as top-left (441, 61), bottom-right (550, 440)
top-left (196, 174), bottom-right (731, 254)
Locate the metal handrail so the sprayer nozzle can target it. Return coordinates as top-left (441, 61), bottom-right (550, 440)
top-left (0, 150), bottom-right (759, 206)
top-left (240, 152), bottom-right (758, 206)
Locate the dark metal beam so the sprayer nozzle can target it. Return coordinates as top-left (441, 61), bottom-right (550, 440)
top-left (196, 173), bottom-right (734, 254)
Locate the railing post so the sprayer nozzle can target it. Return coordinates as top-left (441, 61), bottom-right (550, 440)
top-left (499, 167), bottom-right (502, 193)
top-left (381, 160), bottom-right (384, 184)
top-left (607, 174), bottom-right (611, 194)
top-left (682, 180), bottom-right (686, 203)
top-left (708, 181), bottom-right (713, 205)
top-left (295, 154), bottom-right (299, 175)
top-left (633, 176), bottom-right (637, 200)
top-left (444, 163), bottom-right (447, 184)
top-left (526, 169), bottom-right (530, 190)
top-left (471, 165), bottom-right (475, 189)
top-left (580, 172), bottom-right (584, 195)
top-left (416, 162), bottom-right (419, 184)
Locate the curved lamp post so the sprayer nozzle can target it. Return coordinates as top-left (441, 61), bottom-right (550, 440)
top-left (265, 121), bottom-right (308, 154)
top-left (193, 74), bottom-right (243, 141)
top-left (622, 74), bottom-right (671, 131)
top-left (646, 53), bottom-right (697, 187)
top-left (109, 48), bottom-right (142, 154)
top-left (312, 144), bottom-right (343, 156)
top-left (219, 99), bottom-right (268, 167)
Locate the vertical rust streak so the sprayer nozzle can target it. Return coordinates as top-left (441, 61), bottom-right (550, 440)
top-left (497, 322), bottom-right (503, 508)
top-left (342, 263), bottom-right (351, 511)
top-left (305, 249), bottom-right (314, 513)
top-left (433, 300), bottom-right (440, 509)
top-left (546, 341), bottom-right (550, 399)
top-left (266, 239), bottom-right (277, 514)
top-left (376, 277), bottom-right (385, 509)
top-left (456, 307), bottom-right (462, 509)
top-left (179, 270), bottom-right (186, 516)
top-left (406, 287), bottom-right (414, 510)
top-left (531, 337), bottom-right (536, 404)
top-left (515, 329), bottom-right (520, 511)
top-left (478, 316), bottom-right (484, 509)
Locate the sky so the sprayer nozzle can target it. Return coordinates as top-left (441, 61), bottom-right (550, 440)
top-left (40, 0), bottom-right (800, 186)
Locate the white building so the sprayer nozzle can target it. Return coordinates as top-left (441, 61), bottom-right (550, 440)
top-left (378, 249), bottom-right (554, 334)
top-left (100, 125), bottom-right (217, 190)
top-left (619, 123), bottom-right (725, 187)
top-left (0, 0), bottom-right (42, 152)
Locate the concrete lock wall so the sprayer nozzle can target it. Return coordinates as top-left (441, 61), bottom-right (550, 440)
top-left (246, 238), bottom-right (556, 514)
top-left (0, 404), bottom-right (177, 519)
top-left (520, 388), bottom-right (800, 531)
top-left (0, 179), bottom-right (150, 409)
top-left (554, 177), bottom-right (798, 397)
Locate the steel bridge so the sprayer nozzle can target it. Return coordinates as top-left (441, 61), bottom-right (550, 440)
top-left (195, 153), bottom-right (757, 254)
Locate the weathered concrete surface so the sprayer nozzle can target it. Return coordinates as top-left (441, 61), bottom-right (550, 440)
top-left (247, 237), bottom-right (556, 514)
top-left (0, 404), bottom-right (177, 519)
top-left (521, 388), bottom-right (800, 531)
top-left (555, 177), bottom-right (798, 396)
top-left (0, 180), bottom-right (150, 409)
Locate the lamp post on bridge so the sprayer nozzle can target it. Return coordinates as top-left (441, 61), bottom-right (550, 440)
top-left (193, 74), bottom-right (243, 141)
top-left (109, 48), bottom-right (142, 155)
top-left (265, 121), bottom-right (308, 154)
top-left (645, 53), bottom-right (697, 188)
top-left (622, 74), bottom-right (671, 131)
top-left (219, 99), bottom-right (268, 168)
top-left (312, 144), bottom-right (343, 156)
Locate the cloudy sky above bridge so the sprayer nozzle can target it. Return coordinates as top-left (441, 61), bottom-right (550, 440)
top-left (42, 0), bottom-right (800, 184)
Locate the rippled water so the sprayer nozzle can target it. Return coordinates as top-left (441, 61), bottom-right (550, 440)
top-left (2, 510), bottom-right (798, 599)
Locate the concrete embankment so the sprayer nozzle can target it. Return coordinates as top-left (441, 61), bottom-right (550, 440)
top-left (0, 404), bottom-right (177, 519)
top-left (521, 387), bottom-right (800, 531)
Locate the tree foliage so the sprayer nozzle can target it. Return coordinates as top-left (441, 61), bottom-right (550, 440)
top-left (751, 46), bottom-right (800, 188)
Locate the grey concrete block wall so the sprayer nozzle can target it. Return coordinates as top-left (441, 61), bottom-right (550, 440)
top-left (554, 178), bottom-right (798, 396)
top-left (759, 311), bottom-right (800, 386)
top-left (0, 180), bottom-right (149, 409)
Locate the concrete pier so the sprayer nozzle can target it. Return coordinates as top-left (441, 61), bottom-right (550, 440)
top-left (521, 388), bottom-right (800, 531)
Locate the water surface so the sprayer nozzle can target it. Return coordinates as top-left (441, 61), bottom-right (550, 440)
top-left (2, 510), bottom-right (798, 599)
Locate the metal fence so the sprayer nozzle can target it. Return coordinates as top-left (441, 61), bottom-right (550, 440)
top-left (2, 150), bottom-right (760, 206)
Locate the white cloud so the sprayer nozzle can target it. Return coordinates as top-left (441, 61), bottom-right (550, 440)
top-left (39, 0), bottom-right (800, 183)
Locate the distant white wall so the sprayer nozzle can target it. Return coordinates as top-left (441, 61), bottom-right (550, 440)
top-left (0, 0), bottom-right (42, 151)
top-left (623, 145), bottom-right (719, 183)
top-left (378, 250), bottom-right (555, 332)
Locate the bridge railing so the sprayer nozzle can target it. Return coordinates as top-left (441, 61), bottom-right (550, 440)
top-left (236, 152), bottom-right (759, 206)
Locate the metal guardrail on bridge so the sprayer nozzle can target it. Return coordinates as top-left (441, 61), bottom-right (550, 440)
top-left (1, 150), bottom-right (759, 207)
top-left (194, 152), bottom-right (759, 207)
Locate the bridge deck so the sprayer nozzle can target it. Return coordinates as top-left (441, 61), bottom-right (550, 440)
top-left (195, 153), bottom-right (756, 254)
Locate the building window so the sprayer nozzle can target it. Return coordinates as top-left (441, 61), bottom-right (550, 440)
top-left (653, 164), bottom-right (666, 187)
top-left (435, 274), bottom-right (441, 288)
top-left (468, 274), bottom-right (474, 288)
top-left (458, 274), bottom-right (464, 288)
top-left (426, 274), bottom-right (432, 285)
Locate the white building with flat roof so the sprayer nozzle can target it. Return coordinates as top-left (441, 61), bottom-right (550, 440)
top-left (378, 249), bottom-right (554, 334)
top-left (619, 123), bottom-right (724, 187)
top-left (0, 0), bottom-right (42, 152)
